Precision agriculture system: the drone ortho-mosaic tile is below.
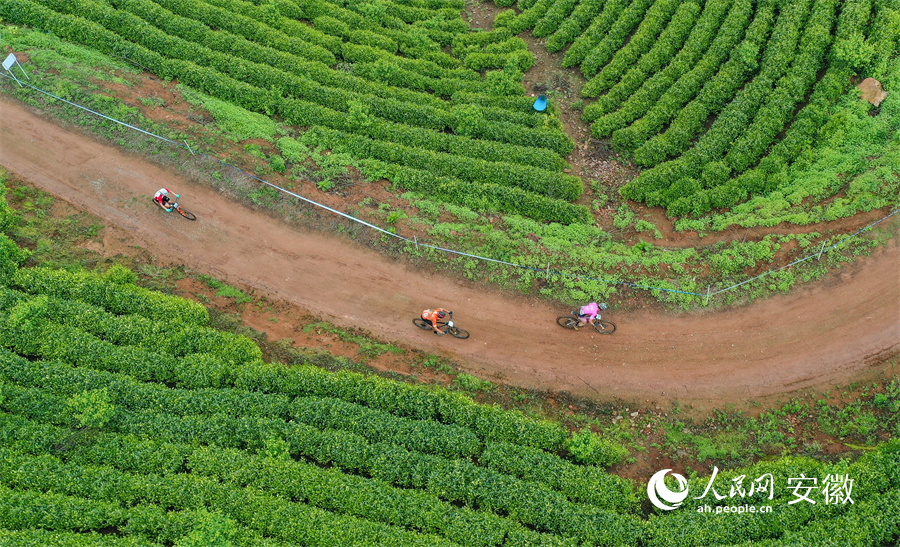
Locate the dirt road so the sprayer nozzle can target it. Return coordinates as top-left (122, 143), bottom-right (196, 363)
top-left (2, 96), bottom-right (898, 408)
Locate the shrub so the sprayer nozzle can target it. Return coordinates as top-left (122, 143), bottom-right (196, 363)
top-left (566, 428), bottom-right (629, 467)
top-left (66, 388), bottom-right (115, 429)
top-left (102, 264), bottom-right (138, 286)
top-left (0, 236), bottom-right (29, 285)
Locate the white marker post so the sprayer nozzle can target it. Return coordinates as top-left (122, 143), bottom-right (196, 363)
top-left (2, 53), bottom-right (31, 87)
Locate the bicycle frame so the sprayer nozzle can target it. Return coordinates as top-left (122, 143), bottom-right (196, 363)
top-left (570, 311), bottom-right (609, 332)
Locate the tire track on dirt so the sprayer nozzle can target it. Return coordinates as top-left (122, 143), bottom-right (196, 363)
top-left (2, 96), bottom-right (898, 408)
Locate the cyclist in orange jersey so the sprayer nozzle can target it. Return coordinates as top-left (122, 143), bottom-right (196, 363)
top-left (421, 308), bottom-right (450, 335)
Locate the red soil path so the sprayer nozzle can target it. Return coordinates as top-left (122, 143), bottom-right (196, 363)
top-left (2, 96), bottom-right (898, 409)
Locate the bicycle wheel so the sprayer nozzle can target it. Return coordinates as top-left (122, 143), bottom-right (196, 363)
top-left (413, 318), bottom-right (431, 330)
top-left (556, 316), bottom-right (579, 329)
top-left (447, 326), bottom-right (469, 339)
top-left (593, 319), bottom-right (617, 334)
top-left (177, 207), bottom-right (197, 221)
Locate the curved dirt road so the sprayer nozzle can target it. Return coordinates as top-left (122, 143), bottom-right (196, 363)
top-left (2, 97), bottom-right (898, 407)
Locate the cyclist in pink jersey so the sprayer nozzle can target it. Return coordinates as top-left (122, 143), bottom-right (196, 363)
top-left (576, 302), bottom-right (605, 329)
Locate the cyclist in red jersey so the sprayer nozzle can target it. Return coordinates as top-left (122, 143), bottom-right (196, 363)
top-left (153, 188), bottom-right (179, 212)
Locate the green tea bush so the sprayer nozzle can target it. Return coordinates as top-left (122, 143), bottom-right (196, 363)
top-left (306, 127), bottom-right (580, 199)
top-left (625, 0), bottom-right (778, 163)
top-left (561, 0), bottom-right (628, 68)
top-left (0, 180), bottom-right (15, 233)
top-left (532, 0), bottom-right (578, 38)
top-left (0, 529), bottom-right (162, 547)
top-left (723, 0), bottom-right (839, 173)
top-left (579, 0), bottom-right (665, 79)
top-left (193, 0), bottom-right (341, 53)
top-left (313, 14), bottom-right (350, 38)
top-left (480, 441), bottom-right (639, 511)
top-left (582, 0), bottom-right (699, 98)
top-left (66, 387), bottom-right (115, 429)
top-left (495, 0), bottom-right (555, 34)
top-left (0, 235), bottom-right (29, 285)
top-left (349, 29), bottom-right (399, 54)
top-left (587, 0), bottom-right (735, 128)
top-left (545, 0), bottom-right (606, 52)
top-left (565, 428), bottom-right (630, 467)
top-left (127, 0), bottom-right (336, 64)
top-left (0, 449), bottom-right (460, 547)
top-left (10, 267), bottom-right (208, 325)
top-left (0, 483), bottom-right (125, 533)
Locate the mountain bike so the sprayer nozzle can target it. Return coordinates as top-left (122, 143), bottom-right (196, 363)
top-left (152, 196), bottom-right (196, 220)
top-left (556, 310), bottom-right (616, 334)
top-left (413, 311), bottom-right (470, 339)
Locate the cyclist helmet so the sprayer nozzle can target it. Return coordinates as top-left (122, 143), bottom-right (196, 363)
top-left (599, 303), bottom-right (608, 310)
top-left (437, 311), bottom-right (447, 318)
